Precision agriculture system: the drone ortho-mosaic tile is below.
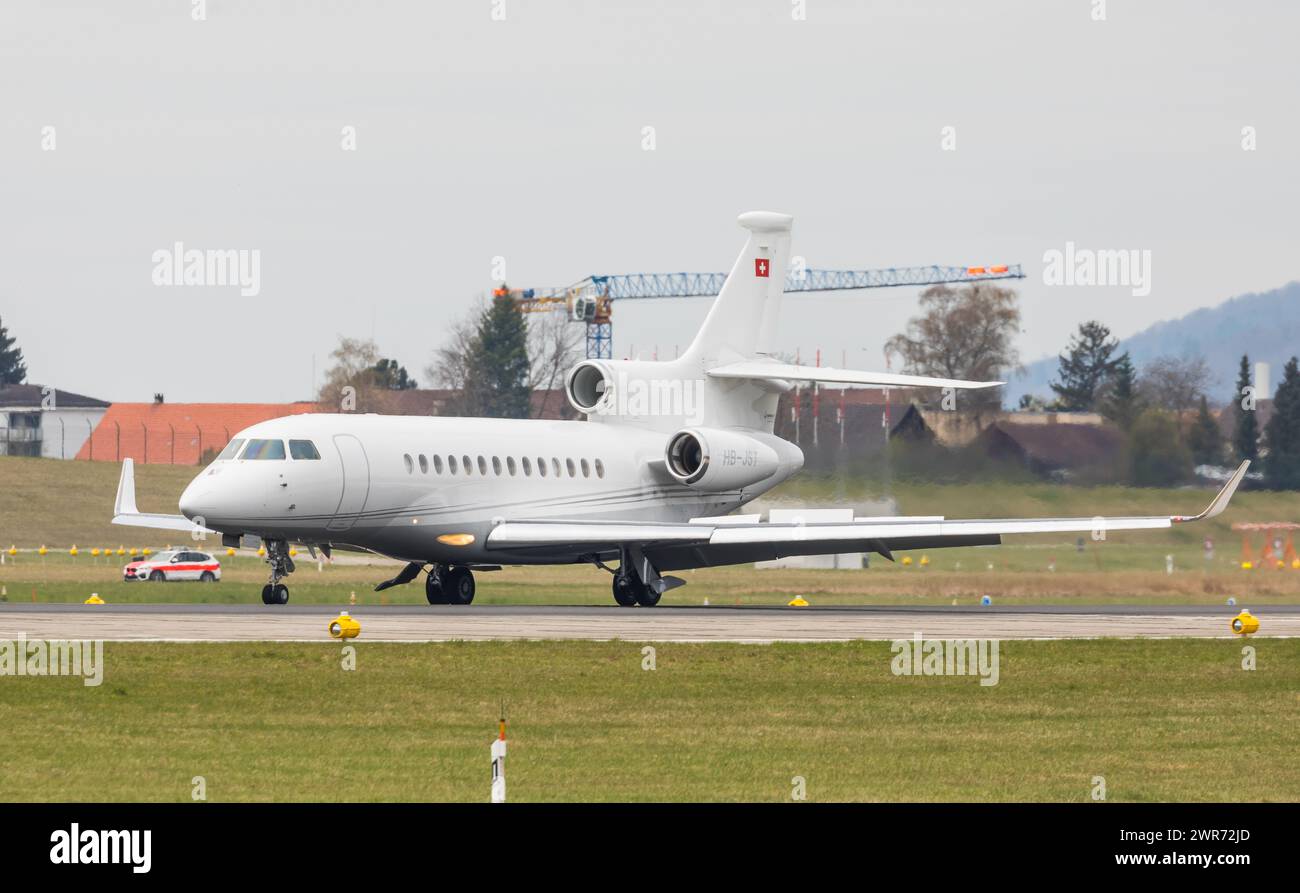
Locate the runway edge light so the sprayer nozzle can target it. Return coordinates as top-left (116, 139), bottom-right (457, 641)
top-left (327, 611), bottom-right (360, 639)
top-left (1230, 610), bottom-right (1259, 636)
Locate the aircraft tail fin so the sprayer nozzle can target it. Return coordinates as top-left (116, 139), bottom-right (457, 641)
top-left (681, 211), bottom-right (793, 364)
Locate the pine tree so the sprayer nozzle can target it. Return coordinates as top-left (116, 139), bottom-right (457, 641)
top-left (1232, 354), bottom-right (1259, 462)
top-left (457, 289), bottom-right (531, 418)
top-left (371, 358), bottom-right (417, 390)
top-left (1263, 356), bottom-right (1300, 490)
top-left (0, 315), bottom-right (26, 385)
top-left (1050, 320), bottom-right (1121, 411)
top-left (1099, 352), bottom-right (1141, 429)
top-left (1186, 394), bottom-right (1224, 466)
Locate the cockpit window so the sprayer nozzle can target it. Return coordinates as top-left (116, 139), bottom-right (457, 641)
top-left (216, 439), bottom-right (245, 461)
top-left (241, 438), bottom-right (286, 460)
top-left (289, 440), bottom-right (321, 460)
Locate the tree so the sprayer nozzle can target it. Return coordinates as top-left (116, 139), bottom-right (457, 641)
top-left (371, 358), bottom-right (417, 390)
top-left (883, 282), bottom-right (1021, 411)
top-left (0, 315), bottom-right (26, 385)
top-left (451, 289), bottom-right (531, 418)
top-left (526, 304), bottom-right (584, 419)
top-left (1232, 354), bottom-right (1259, 462)
top-left (429, 294), bottom-right (583, 419)
top-left (318, 336), bottom-right (381, 410)
top-left (1139, 354), bottom-right (1212, 415)
top-left (1050, 321), bottom-right (1120, 411)
top-left (1127, 409), bottom-right (1194, 486)
top-left (1099, 351), bottom-right (1141, 429)
top-left (1186, 394), bottom-right (1224, 466)
top-left (1263, 356), bottom-right (1300, 489)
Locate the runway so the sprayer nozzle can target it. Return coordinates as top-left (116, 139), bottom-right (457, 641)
top-left (1, 603), bottom-right (1296, 643)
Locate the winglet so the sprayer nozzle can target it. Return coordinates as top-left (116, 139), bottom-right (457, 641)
top-left (114, 458), bottom-right (139, 516)
top-left (1173, 460), bottom-right (1249, 523)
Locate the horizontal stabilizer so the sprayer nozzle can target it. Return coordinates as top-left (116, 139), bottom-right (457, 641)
top-left (706, 360), bottom-right (1003, 390)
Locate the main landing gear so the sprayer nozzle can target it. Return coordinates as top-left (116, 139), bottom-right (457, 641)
top-left (425, 564), bottom-right (476, 606)
top-left (260, 539), bottom-right (295, 605)
top-left (608, 546), bottom-right (683, 607)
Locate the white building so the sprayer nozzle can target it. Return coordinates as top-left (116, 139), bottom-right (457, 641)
top-left (0, 384), bottom-right (110, 460)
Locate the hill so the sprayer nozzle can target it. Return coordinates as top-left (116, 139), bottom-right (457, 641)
top-left (1007, 281), bottom-right (1300, 405)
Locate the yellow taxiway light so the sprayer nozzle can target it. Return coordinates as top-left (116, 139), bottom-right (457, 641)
top-left (38, 545), bottom-right (48, 556)
top-left (788, 595), bottom-right (810, 607)
top-left (328, 611), bottom-right (361, 639)
top-left (437, 533), bottom-right (476, 547)
top-left (69, 545), bottom-right (78, 556)
top-left (901, 555), bottom-right (913, 566)
top-left (1230, 610), bottom-right (1259, 635)
top-left (84, 593), bottom-right (105, 605)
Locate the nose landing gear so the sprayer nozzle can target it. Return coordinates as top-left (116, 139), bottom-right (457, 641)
top-left (260, 540), bottom-right (295, 605)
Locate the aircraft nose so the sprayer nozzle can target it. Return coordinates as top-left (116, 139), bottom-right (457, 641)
top-left (179, 480), bottom-right (210, 521)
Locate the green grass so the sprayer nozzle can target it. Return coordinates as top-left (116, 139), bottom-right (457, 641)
top-left (1, 639), bottom-right (1296, 802)
top-left (3, 454), bottom-right (1299, 606)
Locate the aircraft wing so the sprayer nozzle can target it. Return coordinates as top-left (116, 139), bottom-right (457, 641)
top-left (486, 461), bottom-right (1249, 570)
top-left (111, 458), bottom-right (215, 535)
top-left (705, 360), bottom-right (1002, 390)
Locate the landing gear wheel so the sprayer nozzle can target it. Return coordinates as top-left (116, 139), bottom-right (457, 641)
top-left (425, 569), bottom-right (447, 605)
top-left (634, 584), bottom-right (662, 607)
top-left (261, 584), bottom-right (274, 605)
top-left (612, 572), bottom-right (638, 607)
top-left (270, 583), bottom-right (289, 605)
top-left (444, 566), bottom-right (475, 605)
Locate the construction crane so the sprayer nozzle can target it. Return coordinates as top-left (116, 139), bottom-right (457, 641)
top-left (501, 263), bottom-right (1026, 359)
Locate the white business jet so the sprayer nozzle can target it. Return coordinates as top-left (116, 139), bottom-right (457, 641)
top-left (112, 211), bottom-right (1248, 606)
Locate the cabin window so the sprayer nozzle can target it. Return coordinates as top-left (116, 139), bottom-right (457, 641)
top-left (580, 458), bottom-right (590, 478)
top-left (403, 454), bottom-right (414, 474)
top-left (491, 456), bottom-right (502, 476)
top-left (433, 454), bottom-right (444, 474)
top-left (565, 458), bottom-right (576, 477)
top-left (537, 457), bottom-right (547, 477)
top-left (594, 458), bottom-right (605, 479)
top-left (521, 456), bottom-right (531, 476)
top-left (507, 456), bottom-right (517, 476)
top-left (289, 440), bottom-right (321, 460)
top-left (448, 455), bottom-right (458, 474)
top-left (477, 455), bottom-right (488, 475)
top-left (216, 439), bottom-right (245, 461)
top-left (418, 454), bottom-right (428, 474)
top-left (552, 457), bottom-right (561, 477)
top-left (242, 439), bottom-right (286, 460)
top-left (463, 455), bottom-right (473, 475)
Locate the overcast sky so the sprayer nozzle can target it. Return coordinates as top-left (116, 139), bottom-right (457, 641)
top-left (2, 0), bottom-right (1296, 402)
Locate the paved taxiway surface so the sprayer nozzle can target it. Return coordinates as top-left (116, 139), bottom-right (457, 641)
top-left (1, 603), bottom-right (1296, 643)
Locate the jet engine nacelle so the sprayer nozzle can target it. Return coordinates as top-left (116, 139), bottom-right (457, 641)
top-left (565, 359), bottom-right (705, 419)
top-left (664, 427), bottom-right (801, 491)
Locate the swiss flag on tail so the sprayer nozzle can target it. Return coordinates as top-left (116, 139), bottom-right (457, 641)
top-left (755, 258), bottom-right (770, 278)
